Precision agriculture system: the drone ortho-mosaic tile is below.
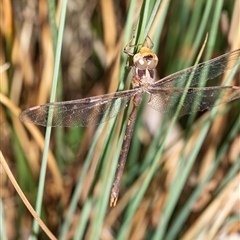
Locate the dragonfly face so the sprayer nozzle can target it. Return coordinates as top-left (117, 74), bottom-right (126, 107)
top-left (20, 37), bottom-right (240, 206)
top-left (133, 47), bottom-right (158, 70)
top-left (132, 46), bottom-right (158, 89)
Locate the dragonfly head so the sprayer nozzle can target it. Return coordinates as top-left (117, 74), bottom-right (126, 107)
top-left (133, 47), bottom-right (158, 70)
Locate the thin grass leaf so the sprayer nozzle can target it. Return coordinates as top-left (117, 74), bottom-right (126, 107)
top-left (32, 0), bottom-right (68, 238)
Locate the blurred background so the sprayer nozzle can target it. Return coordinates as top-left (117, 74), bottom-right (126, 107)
top-left (1, 0), bottom-right (240, 239)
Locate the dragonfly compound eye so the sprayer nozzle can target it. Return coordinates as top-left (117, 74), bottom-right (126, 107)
top-left (133, 53), bottom-right (148, 69)
top-left (147, 55), bottom-right (158, 69)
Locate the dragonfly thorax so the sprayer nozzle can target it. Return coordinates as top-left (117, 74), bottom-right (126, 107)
top-left (131, 67), bottom-right (155, 90)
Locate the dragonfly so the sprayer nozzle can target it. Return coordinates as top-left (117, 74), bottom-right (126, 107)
top-left (20, 37), bottom-right (240, 207)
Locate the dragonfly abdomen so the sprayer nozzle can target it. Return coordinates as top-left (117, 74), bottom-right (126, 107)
top-left (110, 93), bottom-right (143, 206)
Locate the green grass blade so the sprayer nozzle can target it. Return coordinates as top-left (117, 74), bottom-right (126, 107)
top-left (32, 0), bottom-right (68, 238)
top-left (73, 198), bottom-right (93, 240)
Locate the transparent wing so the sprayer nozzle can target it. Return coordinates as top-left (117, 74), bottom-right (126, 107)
top-left (151, 49), bottom-right (240, 88)
top-left (148, 86), bottom-right (240, 117)
top-left (20, 89), bottom-right (138, 127)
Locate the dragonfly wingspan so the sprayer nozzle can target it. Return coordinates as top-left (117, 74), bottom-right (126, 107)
top-left (20, 89), bottom-right (137, 127)
top-left (147, 86), bottom-right (240, 117)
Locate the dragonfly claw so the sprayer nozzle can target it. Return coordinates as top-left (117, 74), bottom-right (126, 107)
top-left (110, 193), bottom-right (118, 207)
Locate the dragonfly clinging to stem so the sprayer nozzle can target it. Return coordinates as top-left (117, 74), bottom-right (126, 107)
top-left (20, 37), bottom-right (240, 207)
